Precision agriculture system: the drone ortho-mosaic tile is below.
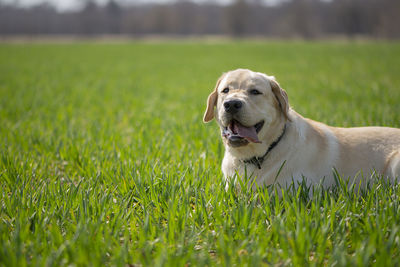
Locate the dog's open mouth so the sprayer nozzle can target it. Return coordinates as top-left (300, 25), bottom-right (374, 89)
top-left (222, 120), bottom-right (264, 146)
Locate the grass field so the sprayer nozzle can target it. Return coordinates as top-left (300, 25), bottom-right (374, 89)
top-left (1, 41), bottom-right (400, 266)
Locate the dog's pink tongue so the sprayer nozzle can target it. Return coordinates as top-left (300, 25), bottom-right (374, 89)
top-left (232, 121), bottom-right (261, 143)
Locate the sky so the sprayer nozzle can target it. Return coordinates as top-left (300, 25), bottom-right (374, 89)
top-left (1, 0), bottom-right (281, 11)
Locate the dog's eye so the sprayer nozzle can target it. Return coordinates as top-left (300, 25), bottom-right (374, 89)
top-left (250, 89), bottom-right (262, 95)
top-left (222, 88), bottom-right (229, 93)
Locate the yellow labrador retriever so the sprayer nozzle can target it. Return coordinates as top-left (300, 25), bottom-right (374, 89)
top-left (203, 69), bottom-right (400, 188)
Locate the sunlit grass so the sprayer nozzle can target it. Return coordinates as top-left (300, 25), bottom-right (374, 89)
top-left (1, 41), bottom-right (400, 266)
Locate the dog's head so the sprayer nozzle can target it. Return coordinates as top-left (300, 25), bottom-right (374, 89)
top-left (203, 69), bottom-right (289, 148)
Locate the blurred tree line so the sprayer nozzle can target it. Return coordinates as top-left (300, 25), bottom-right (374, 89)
top-left (0, 0), bottom-right (399, 39)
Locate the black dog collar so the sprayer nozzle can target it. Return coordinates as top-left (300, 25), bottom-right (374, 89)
top-left (242, 124), bottom-right (287, 169)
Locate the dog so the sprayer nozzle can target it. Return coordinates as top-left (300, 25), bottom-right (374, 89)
top-left (203, 69), bottom-right (400, 188)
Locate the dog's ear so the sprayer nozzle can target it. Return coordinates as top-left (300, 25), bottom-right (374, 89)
top-left (203, 74), bottom-right (225, 123)
top-left (270, 78), bottom-right (290, 121)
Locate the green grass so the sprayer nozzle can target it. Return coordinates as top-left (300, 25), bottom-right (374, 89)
top-left (1, 41), bottom-right (400, 266)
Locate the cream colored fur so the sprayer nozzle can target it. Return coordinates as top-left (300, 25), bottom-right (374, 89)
top-left (203, 69), bottom-right (400, 188)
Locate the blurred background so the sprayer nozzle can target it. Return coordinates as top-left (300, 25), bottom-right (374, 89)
top-left (0, 0), bottom-right (399, 39)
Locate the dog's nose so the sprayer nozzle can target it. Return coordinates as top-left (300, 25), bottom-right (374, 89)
top-left (223, 99), bottom-right (243, 114)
